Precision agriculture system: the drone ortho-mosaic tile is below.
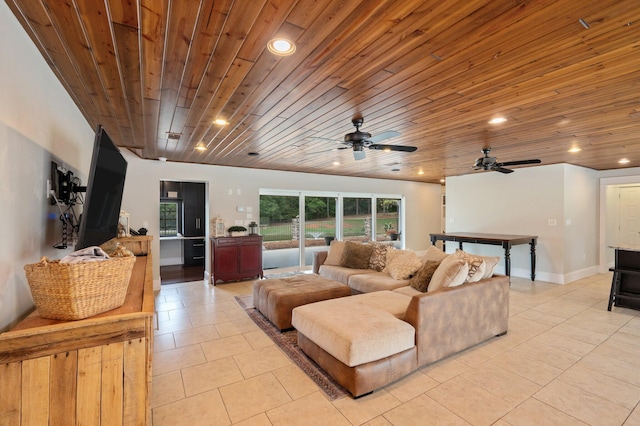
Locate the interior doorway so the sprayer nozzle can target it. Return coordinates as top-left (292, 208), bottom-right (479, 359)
top-left (159, 180), bottom-right (207, 284)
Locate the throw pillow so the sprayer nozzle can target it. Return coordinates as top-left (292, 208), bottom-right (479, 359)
top-left (428, 256), bottom-right (469, 292)
top-left (409, 260), bottom-right (441, 292)
top-left (324, 240), bottom-right (346, 266)
top-left (422, 245), bottom-right (448, 263)
top-left (340, 241), bottom-right (374, 269)
top-left (478, 255), bottom-right (500, 278)
top-left (454, 249), bottom-right (486, 282)
top-left (385, 250), bottom-right (423, 280)
top-left (368, 242), bottom-right (391, 271)
top-left (384, 248), bottom-right (410, 269)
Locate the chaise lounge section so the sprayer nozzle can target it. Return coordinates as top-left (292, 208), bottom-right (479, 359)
top-left (292, 274), bottom-right (509, 397)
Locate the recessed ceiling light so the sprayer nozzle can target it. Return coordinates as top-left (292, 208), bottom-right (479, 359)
top-left (488, 117), bottom-right (507, 125)
top-left (214, 118), bottom-right (228, 126)
top-left (267, 38), bottom-right (296, 56)
top-left (440, 179), bottom-right (445, 183)
top-left (418, 169), bottom-right (424, 175)
top-left (568, 146), bottom-right (582, 153)
top-left (619, 158), bottom-right (630, 164)
top-left (332, 161), bottom-right (340, 166)
top-left (248, 152), bottom-right (259, 156)
top-left (195, 144), bottom-right (207, 151)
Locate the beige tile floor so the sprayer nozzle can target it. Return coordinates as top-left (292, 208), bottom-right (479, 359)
top-left (151, 273), bottom-right (640, 426)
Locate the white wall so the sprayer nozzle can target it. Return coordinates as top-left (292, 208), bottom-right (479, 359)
top-left (120, 150), bottom-right (443, 288)
top-left (445, 164), bottom-right (598, 284)
top-left (562, 165), bottom-right (599, 281)
top-left (0, 3), bottom-right (94, 330)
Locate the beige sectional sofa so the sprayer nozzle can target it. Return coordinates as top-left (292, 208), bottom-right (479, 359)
top-left (292, 242), bottom-right (509, 397)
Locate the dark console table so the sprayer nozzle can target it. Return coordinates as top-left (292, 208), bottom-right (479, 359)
top-left (608, 246), bottom-right (640, 311)
top-left (429, 232), bottom-right (537, 280)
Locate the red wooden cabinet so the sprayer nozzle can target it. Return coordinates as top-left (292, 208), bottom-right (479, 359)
top-left (211, 236), bottom-right (263, 284)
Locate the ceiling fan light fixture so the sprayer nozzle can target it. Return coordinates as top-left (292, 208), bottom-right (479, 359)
top-left (267, 38), bottom-right (296, 56)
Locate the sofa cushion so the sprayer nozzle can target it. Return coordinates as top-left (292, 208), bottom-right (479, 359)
top-left (368, 242), bottom-right (391, 271)
top-left (385, 250), bottom-right (422, 280)
top-left (320, 290), bottom-right (412, 318)
top-left (325, 240), bottom-right (346, 266)
top-left (318, 264), bottom-right (375, 284)
top-left (454, 249), bottom-right (486, 283)
top-left (292, 293), bottom-right (415, 367)
top-left (409, 260), bottom-right (441, 292)
top-left (428, 256), bottom-right (469, 292)
top-left (340, 241), bottom-right (374, 269)
top-left (422, 245), bottom-right (448, 263)
top-left (348, 271), bottom-right (410, 293)
top-left (393, 285), bottom-right (423, 297)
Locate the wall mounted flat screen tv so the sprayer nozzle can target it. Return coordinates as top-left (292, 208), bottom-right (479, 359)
top-left (75, 125), bottom-right (127, 249)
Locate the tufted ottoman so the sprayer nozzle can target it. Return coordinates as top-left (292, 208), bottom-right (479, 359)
top-left (253, 274), bottom-right (352, 330)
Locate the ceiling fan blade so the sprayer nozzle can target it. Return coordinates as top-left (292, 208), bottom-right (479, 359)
top-left (493, 166), bottom-right (514, 174)
top-left (498, 159), bottom-right (541, 167)
top-left (367, 131), bottom-right (400, 144)
top-left (369, 144), bottom-right (417, 152)
top-left (307, 146), bottom-right (350, 155)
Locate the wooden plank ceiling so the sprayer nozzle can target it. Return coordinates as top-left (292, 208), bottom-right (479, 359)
top-left (6, 0), bottom-right (640, 183)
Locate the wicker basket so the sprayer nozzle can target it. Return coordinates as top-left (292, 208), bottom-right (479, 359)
top-left (24, 254), bottom-right (136, 320)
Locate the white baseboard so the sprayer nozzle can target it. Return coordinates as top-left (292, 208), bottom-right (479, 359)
top-left (510, 265), bottom-right (600, 285)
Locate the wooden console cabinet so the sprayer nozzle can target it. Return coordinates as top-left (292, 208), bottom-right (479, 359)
top-left (211, 236), bottom-right (263, 284)
top-left (0, 239), bottom-right (154, 425)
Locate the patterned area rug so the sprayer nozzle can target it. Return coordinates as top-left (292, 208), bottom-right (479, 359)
top-left (234, 295), bottom-right (349, 401)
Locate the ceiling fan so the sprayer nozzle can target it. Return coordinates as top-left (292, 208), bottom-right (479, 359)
top-left (473, 148), bottom-right (541, 173)
top-left (313, 117), bottom-right (417, 160)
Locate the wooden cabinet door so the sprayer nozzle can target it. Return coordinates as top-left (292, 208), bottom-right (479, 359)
top-left (239, 243), bottom-right (261, 273)
top-left (183, 182), bottom-right (205, 236)
top-left (214, 244), bottom-right (239, 276)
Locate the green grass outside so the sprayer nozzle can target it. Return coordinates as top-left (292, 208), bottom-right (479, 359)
top-left (260, 215), bottom-right (398, 242)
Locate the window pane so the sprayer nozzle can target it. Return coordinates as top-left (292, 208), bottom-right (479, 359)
top-left (160, 202), bottom-right (179, 236)
top-left (376, 198), bottom-right (401, 246)
top-left (260, 195), bottom-right (300, 269)
top-left (343, 197), bottom-right (371, 242)
top-left (305, 196), bottom-right (337, 264)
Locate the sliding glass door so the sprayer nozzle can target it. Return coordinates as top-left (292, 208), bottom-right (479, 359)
top-left (342, 197), bottom-right (372, 242)
top-left (259, 194), bottom-right (300, 270)
top-left (260, 190), bottom-right (404, 270)
top-left (376, 197), bottom-right (402, 247)
top-left (304, 195), bottom-right (337, 267)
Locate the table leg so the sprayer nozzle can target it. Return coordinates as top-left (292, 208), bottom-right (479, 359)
top-left (608, 271), bottom-right (619, 311)
top-left (530, 240), bottom-right (536, 281)
top-left (504, 246), bottom-right (511, 277)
